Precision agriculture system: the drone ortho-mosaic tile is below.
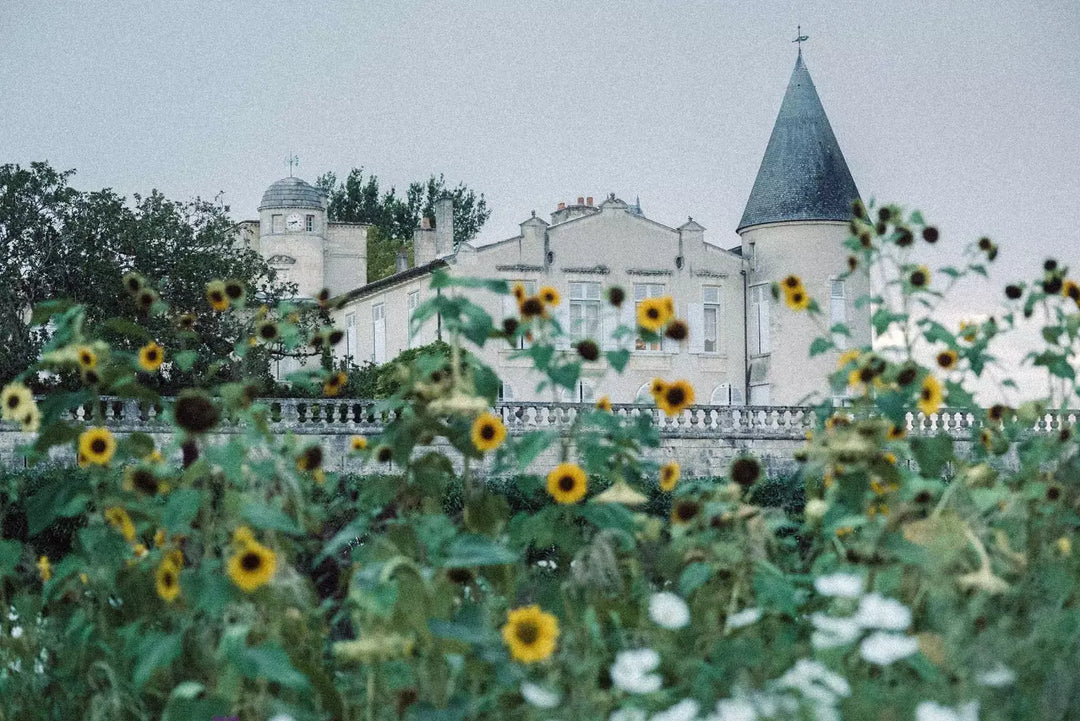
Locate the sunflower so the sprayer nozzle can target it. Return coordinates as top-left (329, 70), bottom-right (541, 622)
top-left (595, 396), bottom-right (612, 412)
top-left (176, 313), bottom-right (197, 331)
top-left (664, 319), bottom-right (689, 341)
top-left (104, 506), bottom-right (136, 542)
top-left (123, 465), bottom-right (161, 495)
top-left (671, 499), bottom-right (701, 524)
top-left (155, 558), bottom-right (181, 602)
top-left (636, 297), bottom-right (670, 333)
top-left (520, 296), bottom-right (546, 319)
top-left (836, 349), bottom-right (861, 369)
top-left (153, 528), bottom-right (166, 547)
top-left (988, 404), bottom-right (1008, 422)
top-left (375, 445), bottom-right (393, 463)
top-left (327, 329), bottom-right (344, 346)
top-left (205, 280), bottom-right (229, 311)
top-left (296, 444), bottom-right (324, 472)
top-left (539, 286), bottom-right (561, 306)
top-left (656, 380), bottom-right (694, 417)
top-left (659, 461), bottom-right (681, 492)
top-left (471, 412), bottom-right (507, 452)
top-left (918, 374), bottom-right (944, 416)
top-left (1, 382), bottom-right (33, 422)
top-left (887, 423), bottom-right (907, 441)
top-left (511, 282), bottom-right (527, 304)
top-left (81, 367), bottom-right (100, 386)
top-left (784, 286), bottom-right (811, 311)
top-left (781, 275), bottom-right (803, 291)
top-left (350, 435), bottom-right (368, 452)
top-left (936, 349), bottom-right (958, 370)
top-left (37, 555), bottom-right (51, 582)
top-left (606, 286), bottom-right (626, 307)
top-left (575, 339), bottom-right (600, 361)
top-left (324, 371), bottom-right (347, 397)
top-left (79, 427), bottom-right (117, 465)
top-left (909, 266), bottom-right (930, 288)
top-left (223, 279), bottom-right (246, 303)
top-left (255, 320), bottom-right (279, 342)
top-left (546, 462), bottom-right (587, 504)
top-left (316, 288), bottom-right (331, 308)
top-left (730, 456), bottom-right (762, 488)
top-left (19, 405), bottom-right (41, 433)
top-left (501, 605), bottom-right (559, 663)
top-left (138, 342), bottom-right (165, 372)
top-left (650, 378), bottom-right (667, 398)
top-left (76, 346), bottom-right (97, 370)
top-left (136, 288), bottom-right (159, 312)
top-left (122, 271), bottom-right (145, 295)
top-left (227, 539), bottom-right (277, 592)
top-left (174, 390), bottom-right (220, 434)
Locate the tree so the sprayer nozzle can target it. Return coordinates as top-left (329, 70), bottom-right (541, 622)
top-left (316, 168), bottom-right (491, 282)
top-left (0, 162), bottom-right (293, 388)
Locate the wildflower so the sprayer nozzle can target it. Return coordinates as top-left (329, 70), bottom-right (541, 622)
top-left (155, 558), bottom-right (181, 603)
top-left (324, 371), bottom-right (347, 396)
top-left (223, 279), bottom-right (246, 303)
top-left (811, 613), bottom-right (862, 649)
top-left (173, 390), bottom-right (220, 434)
top-left (915, 701), bottom-right (980, 721)
top-left (122, 271), bottom-right (145, 294)
top-left (607, 285), bottom-right (626, 307)
top-left (918, 375), bottom-right (944, 416)
top-left (659, 461), bottom-right (680, 491)
top-left (138, 342), bottom-right (164, 372)
top-left (18, 405), bottom-right (41, 433)
top-left (854, 592), bottom-right (912, 630)
top-left (652, 700), bottom-right (699, 721)
top-left (784, 286), bottom-right (810, 311)
top-left (671, 499), bottom-right (701, 525)
top-left (575, 339), bottom-right (600, 361)
top-left (176, 312), bottom-right (196, 331)
top-left (37, 556), bottom-right (51, 582)
top-left (1, 383), bottom-right (33, 422)
top-left (610, 648), bottom-right (662, 694)
top-left (227, 537), bottom-right (277, 592)
top-left (656, 379), bottom-right (694, 416)
top-left (976, 664), bottom-right (1017, 688)
top-left (730, 456), bottom-right (761, 488)
top-left (859, 631), bottom-right (919, 665)
top-left (814, 572), bottom-right (863, 599)
top-left (636, 297), bottom-right (670, 332)
top-left (79, 427), bottom-right (117, 465)
top-left (350, 435), bottom-right (368, 451)
top-left (935, 350), bottom-right (958, 371)
top-left (470, 412), bottom-right (507, 452)
top-left (1056, 536), bottom-right (1072, 556)
top-left (664, 319), bottom-right (689, 341)
top-left (75, 346), bottom-right (97, 369)
top-left (136, 288), bottom-right (159, 312)
top-left (205, 280), bottom-right (229, 311)
top-left (546, 462), bottom-right (587, 504)
top-left (539, 286), bottom-right (560, 306)
top-left (123, 465), bottom-right (161, 495)
top-left (296, 444), bottom-right (324, 472)
top-left (501, 605), bottom-right (559, 663)
top-left (104, 506), bottom-right (136, 542)
top-left (520, 296), bottom-right (546, 318)
top-left (595, 396), bottom-right (612, 412)
top-left (909, 266), bottom-right (930, 288)
top-left (520, 682), bottom-right (561, 709)
top-left (648, 591), bottom-right (691, 630)
top-left (922, 226), bottom-right (939, 243)
top-left (726, 607), bottom-right (763, 630)
top-left (255, 320), bottom-right (279, 342)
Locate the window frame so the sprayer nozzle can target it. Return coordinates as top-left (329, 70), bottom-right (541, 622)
top-left (633, 282), bottom-right (667, 352)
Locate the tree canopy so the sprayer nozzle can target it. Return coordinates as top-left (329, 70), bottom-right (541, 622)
top-left (316, 168), bottom-right (491, 282)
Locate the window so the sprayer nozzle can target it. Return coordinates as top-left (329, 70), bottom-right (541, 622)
top-left (749, 284), bottom-right (771, 355)
top-left (569, 282), bottom-right (601, 342)
top-left (749, 384), bottom-right (771, 406)
top-left (505, 280), bottom-right (537, 349)
top-left (272, 214), bottom-right (283, 233)
top-left (635, 382), bottom-right (654, 404)
top-left (344, 312), bottom-right (357, 361)
top-left (830, 279), bottom-right (847, 350)
top-left (372, 303), bottom-right (386, 364)
top-left (634, 283), bottom-right (666, 351)
top-left (499, 382), bottom-right (514, 401)
top-left (703, 286), bottom-right (721, 353)
top-left (305, 214), bottom-right (315, 232)
top-left (407, 290), bottom-right (420, 348)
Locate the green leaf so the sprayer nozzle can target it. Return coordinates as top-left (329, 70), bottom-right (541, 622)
top-left (1032, 351), bottom-right (1075, 380)
top-left (909, 210), bottom-right (924, 225)
top-left (429, 270), bottom-right (508, 294)
top-left (30, 299), bottom-right (76, 326)
top-left (829, 323), bottom-right (851, 337)
top-left (26, 477), bottom-right (87, 536)
top-left (134, 632), bottom-right (183, 687)
top-left (577, 503), bottom-right (635, 532)
top-left (809, 337), bottom-right (834, 357)
top-left (514, 431), bottom-right (556, 470)
top-left (605, 348), bottom-right (631, 372)
top-left (31, 420), bottom-right (82, 456)
top-left (548, 361), bottom-right (581, 392)
top-left (441, 534), bottom-right (518, 567)
top-left (910, 434), bottom-right (955, 478)
top-left (103, 317), bottom-right (153, 342)
top-left (0, 539), bottom-right (21, 579)
top-left (234, 642), bottom-right (310, 690)
top-left (172, 350), bottom-right (199, 371)
top-left (921, 320), bottom-right (955, 345)
top-left (678, 562), bottom-right (713, 596)
top-left (752, 561), bottom-right (808, 616)
top-left (241, 501), bottom-right (303, 536)
top-left (163, 489), bottom-right (203, 533)
top-left (316, 517), bottom-right (370, 565)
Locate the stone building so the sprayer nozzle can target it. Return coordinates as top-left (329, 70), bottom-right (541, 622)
top-left (246, 51), bottom-right (867, 406)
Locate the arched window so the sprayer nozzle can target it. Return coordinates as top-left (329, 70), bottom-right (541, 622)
top-left (635, 382), bottom-right (653, 404)
top-left (710, 384), bottom-right (732, 406)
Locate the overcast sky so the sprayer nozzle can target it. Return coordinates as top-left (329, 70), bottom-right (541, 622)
top-left (2, 0), bottom-right (1078, 400)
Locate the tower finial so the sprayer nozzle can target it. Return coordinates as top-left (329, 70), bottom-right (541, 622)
top-left (792, 25), bottom-right (808, 56)
top-left (285, 154), bottom-right (299, 177)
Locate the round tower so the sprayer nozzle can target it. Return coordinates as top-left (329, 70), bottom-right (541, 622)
top-left (737, 51), bottom-right (871, 406)
top-left (258, 177), bottom-right (329, 298)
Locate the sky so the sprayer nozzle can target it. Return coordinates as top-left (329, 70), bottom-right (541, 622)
top-left (2, 0), bottom-right (1078, 400)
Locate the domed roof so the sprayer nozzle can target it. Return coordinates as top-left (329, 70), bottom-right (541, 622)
top-left (259, 177), bottom-right (327, 211)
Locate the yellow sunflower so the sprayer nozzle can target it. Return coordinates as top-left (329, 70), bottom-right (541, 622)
top-left (232, 525), bottom-right (255, 547)
top-left (650, 378), bottom-right (667, 398)
top-left (511, 282), bottom-right (527, 304)
top-left (936, 349), bottom-right (958, 370)
top-left (595, 396), bottom-right (612, 412)
top-left (501, 605), bottom-right (559, 664)
top-left (520, 296), bottom-right (546, 319)
top-left (19, 405), bottom-right (41, 433)
top-left (205, 280), bottom-right (230, 311)
top-left (1, 382), bottom-right (33, 422)
top-left (227, 539), bottom-right (277, 592)
top-left (471, 412), bottom-right (507, 452)
top-left (37, 555), bottom-right (51, 582)
top-left (155, 558), bottom-right (181, 603)
top-left (79, 427), bottom-right (117, 465)
top-left (784, 285), bottom-right (811, 311)
top-left (324, 371), bottom-right (347, 397)
top-left (546, 462), bottom-right (587, 504)
top-left (918, 374), bottom-right (944, 416)
top-left (909, 265), bottom-right (931, 288)
top-left (539, 286), bottom-right (561, 306)
top-left (887, 423), bottom-right (907, 441)
top-left (123, 464), bottom-right (161, 495)
top-left (104, 506), bottom-right (136, 542)
top-left (137, 342), bottom-right (165, 372)
top-left (76, 346), bottom-right (97, 369)
top-left (350, 435), bottom-right (368, 452)
top-left (836, 349), bottom-right (861, 369)
top-left (656, 379), bottom-right (695, 417)
top-left (659, 461), bottom-right (681, 492)
top-left (636, 297), bottom-right (671, 333)
top-left (153, 528), bottom-right (166, 547)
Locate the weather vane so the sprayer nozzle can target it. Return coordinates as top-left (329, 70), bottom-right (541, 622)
top-left (285, 154), bottom-right (299, 177)
top-left (792, 25), bottom-right (809, 55)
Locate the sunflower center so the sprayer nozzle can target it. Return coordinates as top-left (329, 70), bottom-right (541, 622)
top-left (240, 551), bottom-right (262, 572)
top-left (210, 291), bottom-right (224, 302)
top-left (480, 424), bottom-right (495, 440)
top-left (646, 307), bottom-right (660, 320)
top-left (911, 271), bottom-right (926, 285)
top-left (515, 621), bottom-right (540, 645)
top-left (558, 475), bottom-right (576, 492)
top-left (163, 571), bottom-right (175, 587)
top-left (6, 396), bottom-right (19, 409)
top-left (134, 470), bottom-right (157, 494)
top-left (921, 388), bottom-right (932, 401)
top-left (91, 439), bottom-right (107, 454)
top-left (260, 325), bottom-right (276, 339)
top-left (147, 350), bottom-right (158, 362)
top-left (666, 387), bottom-right (686, 406)
top-left (675, 502), bottom-right (698, 521)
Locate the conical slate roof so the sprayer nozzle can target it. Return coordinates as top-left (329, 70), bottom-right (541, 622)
top-left (259, 177), bottom-right (326, 211)
top-left (737, 54), bottom-right (861, 232)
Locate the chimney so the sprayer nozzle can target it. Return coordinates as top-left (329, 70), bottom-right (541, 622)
top-left (395, 248), bottom-right (409, 273)
top-left (586, 196), bottom-right (593, 206)
top-left (434, 196), bottom-right (454, 257)
top-left (413, 222), bottom-right (436, 267)
top-left (577, 196), bottom-right (584, 205)
top-left (557, 202), bottom-right (566, 210)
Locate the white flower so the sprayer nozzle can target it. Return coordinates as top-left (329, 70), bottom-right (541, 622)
top-left (804, 498), bottom-right (829, 523)
top-left (853, 593), bottom-right (911, 630)
top-left (809, 614), bottom-right (861, 649)
top-left (775, 659), bottom-right (851, 700)
top-left (10, 625), bottom-right (23, 639)
top-left (710, 697), bottom-right (759, 721)
top-left (915, 700), bottom-right (979, 721)
top-left (521, 682), bottom-right (561, 709)
top-left (858, 631), bottom-right (919, 666)
top-left (726, 608), bottom-right (762, 630)
top-left (611, 708), bottom-right (649, 721)
top-left (611, 649), bottom-right (663, 694)
top-left (651, 699), bottom-right (699, 721)
top-left (813, 573), bottom-right (864, 598)
top-left (975, 664), bottom-right (1016, 688)
top-left (649, 592), bottom-right (691, 630)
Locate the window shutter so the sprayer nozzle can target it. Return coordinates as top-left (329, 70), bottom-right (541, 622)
top-left (346, 327), bottom-right (357, 362)
top-left (620, 300), bottom-right (636, 342)
top-left (688, 302), bottom-right (705, 354)
top-left (554, 303), bottom-right (571, 350)
top-left (759, 293), bottom-right (771, 353)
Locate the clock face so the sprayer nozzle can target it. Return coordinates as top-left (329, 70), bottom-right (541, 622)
top-left (285, 213), bottom-right (302, 231)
